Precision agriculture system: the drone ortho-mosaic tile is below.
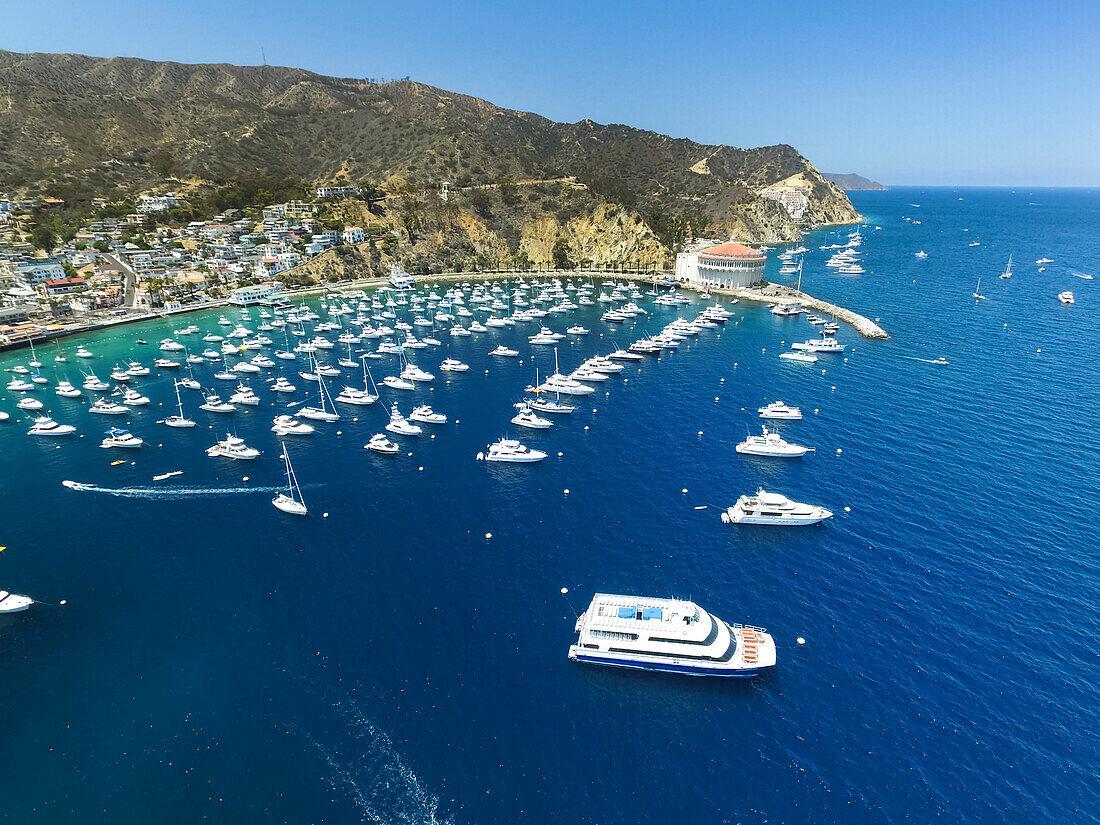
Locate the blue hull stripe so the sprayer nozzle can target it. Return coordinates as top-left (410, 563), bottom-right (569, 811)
top-left (574, 653), bottom-right (763, 678)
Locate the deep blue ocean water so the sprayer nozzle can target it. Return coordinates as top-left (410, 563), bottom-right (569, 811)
top-left (1, 187), bottom-right (1098, 824)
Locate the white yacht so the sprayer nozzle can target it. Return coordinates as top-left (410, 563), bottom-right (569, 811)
top-left (0, 590), bottom-right (33, 612)
top-left (780, 350), bottom-right (818, 363)
top-left (383, 375), bottom-right (416, 391)
top-left (272, 444), bottom-right (308, 515)
top-left (723, 489), bottom-right (832, 525)
top-left (16, 397), bottom-right (43, 411)
top-left (409, 404), bottom-right (447, 424)
top-left (538, 374), bottom-right (596, 396)
top-left (155, 358), bottom-right (181, 369)
top-left (100, 427), bottom-right (144, 449)
top-left (736, 426), bottom-right (812, 458)
top-left (566, 325), bottom-right (589, 335)
top-left (28, 416), bottom-right (75, 436)
top-left (477, 438), bottom-right (547, 463)
top-left (401, 364), bottom-right (435, 383)
top-left (439, 359), bottom-right (469, 372)
top-left (1059, 291), bottom-right (1075, 304)
top-left (159, 339), bottom-right (185, 352)
top-left (568, 593), bottom-right (775, 678)
top-left (122, 388), bottom-right (151, 406)
top-left (272, 377), bottom-right (297, 393)
top-left (271, 415), bottom-right (315, 435)
top-left (75, 346), bottom-right (93, 358)
top-left (199, 393), bottom-right (236, 413)
top-left (490, 345), bottom-right (519, 357)
top-left (365, 433), bottom-right (400, 454)
top-left (90, 398), bottom-right (129, 415)
top-left (385, 403), bottom-right (423, 436)
top-left (55, 381), bottom-right (82, 398)
top-left (335, 386), bottom-right (377, 406)
top-left (229, 385), bottom-right (261, 406)
top-left (758, 401), bottom-right (802, 420)
top-left (206, 434), bottom-right (260, 459)
top-left (511, 404), bottom-right (553, 429)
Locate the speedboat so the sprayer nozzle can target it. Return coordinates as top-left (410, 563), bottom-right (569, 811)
top-left (100, 428), bottom-right (143, 448)
top-left (439, 359), bottom-right (469, 372)
top-left (365, 433), bottom-right (400, 454)
top-left (568, 593), bottom-right (775, 678)
top-left (511, 404), bottom-right (553, 429)
top-left (409, 404), bottom-right (447, 424)
top-left (28, 416), bottom-right (75, 436)
top-left (90, 398), bottom-right (129, 415)
top-left (722, 489), bottom-right (832, 525)
top-left (477, 438), bottom-right (547, 463)
top-left (55, 381), bottom-right (82, 398)
top-left (736, 426), bottom-right (812, 458)
top-left (758, 401), bottom-right (802, 420)
top-left (199, 394), bottom-right (236, 413)
top-left (206, 434), bottom-right (260, 459)
top-left (0, 590), bottom-right (33, 612)
top-left (271, 415), bottom-right (315, 435)
top-left (385, 403), bottom-right (423, 436)
top-left (490, 345), bottom-right (519, 357)
top-left (122, 388), bottom-right (150, 406)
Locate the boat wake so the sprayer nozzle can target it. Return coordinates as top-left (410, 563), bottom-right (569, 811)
top-left (304, 698), bottom-right (453, 825)
top-left (61, 480), bottom-right (278, 499)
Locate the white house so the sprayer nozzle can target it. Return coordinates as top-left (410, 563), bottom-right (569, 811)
top-left (316, 186), bottom-right (358, 200)
top-left (342, 226), bottom-right (365, 245)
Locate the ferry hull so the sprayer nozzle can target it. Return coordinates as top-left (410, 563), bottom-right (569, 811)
top-left (571, 651), bottom-right (764, 678)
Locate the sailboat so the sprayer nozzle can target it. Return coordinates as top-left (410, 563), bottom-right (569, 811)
top-left (527, 364), bottom-right (576, 414)
top-left (1000, 254), bottom-right (1013, 279)
top-left (972, 278), bottom-right (986, 301)
top-left (28, 338), bottom-right (42, 368)
top-left (272, 444), bottom-right (308, 515)
top-left (164, 380), bottom-right (197, 428)
top-left (297, 358), bottom-right (340, 421)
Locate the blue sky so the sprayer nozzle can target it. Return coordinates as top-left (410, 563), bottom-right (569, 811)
top-left (5, 0), bottom-right (1099, 185)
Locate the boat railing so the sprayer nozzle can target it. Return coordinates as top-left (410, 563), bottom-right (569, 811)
top-left (728, 622), bottom-right (768, 633)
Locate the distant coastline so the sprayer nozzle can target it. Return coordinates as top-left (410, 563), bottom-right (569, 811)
top-left (824, 173), bottom-right (889, 191)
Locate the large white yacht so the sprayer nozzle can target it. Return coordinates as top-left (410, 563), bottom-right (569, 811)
top-left (538, 374), bottom-right (596, 396)
top-left (385, 403), bottom-right (423, 436)
top-left (89, 398), bottom-right (129, 415)
top-left (736, 426), bottom-right (812, 458)
top-left (478, 438), bottom-right (547, 462)
top-left (758, 401), bottom-right (802, 420)
top-left (0, 590), bottom-right (33, 613)
top-left (206, 434), bottom-right (260, 459)
top-left (100, 428), bottom-right (144, 449)
top-left (27, 416), bottom-right (75, 436)
top-left (511, 403), bottom-right (553, 429)
top-left (568, 593), bottom-right (776, 678)
top-left (271, 415), bottom-right (315, 435)
top-left (723, 490), bottom-right (832, 525)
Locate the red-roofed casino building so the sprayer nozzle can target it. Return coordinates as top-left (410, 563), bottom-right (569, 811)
top-left (675, 241), bottom-right (766, 289)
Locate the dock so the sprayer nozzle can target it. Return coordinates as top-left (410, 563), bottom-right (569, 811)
top-left (704, 284), bottom-right (889, 340)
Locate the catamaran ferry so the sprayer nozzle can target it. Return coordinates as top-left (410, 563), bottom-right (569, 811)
top-left (568, 593), bottom-right (775, 678)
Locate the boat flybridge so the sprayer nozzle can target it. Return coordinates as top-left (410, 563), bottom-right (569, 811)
top-left (723, 489), bottom-right (832, 526)
top-left (568, 593), bottom-right (776, 678)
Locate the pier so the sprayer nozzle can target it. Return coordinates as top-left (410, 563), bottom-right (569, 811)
top-left (701, 283), bottom-right (889, 340)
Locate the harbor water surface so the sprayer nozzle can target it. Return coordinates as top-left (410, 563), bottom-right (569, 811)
top-left (1, 187), bottom-right (1098, 824)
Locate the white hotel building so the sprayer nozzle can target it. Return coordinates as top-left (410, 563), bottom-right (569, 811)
top-left (675, 242), bottom-right (766, 289)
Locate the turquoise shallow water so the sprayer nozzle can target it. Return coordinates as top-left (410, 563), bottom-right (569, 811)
top-left (0, 187), bottom-right (1098, 824)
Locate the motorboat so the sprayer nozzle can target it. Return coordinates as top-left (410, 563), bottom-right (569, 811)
top-left (586, 356), bottom-right (623, 374)
top-left (568, 593), bottom-right (775, 678)
top-left (83, 375), bottom-right (110, 391)
top-left (538, 374), bottom-right (596, 396)
top-left (75, 347), bottom-right (93, 358)
top-left (155, 358), bottom-right (181, 369)
top-left (110, 367), bottom-right (132, 382)
top-left (758, 401), bottom-right (802, 419)
top-left (400, 364), bottom-right (435, 382)
top-left (1059, 291), bottom-right (1075, 304)
top-left (566, 325), bottom-right (589, 335)
top-left (490, 346), bottom-right (519, 357)
top-left (17, 396), bottom-right (43, 410)
top-left (126, 362), bottom-right (150, 376)
top-left (735, 426), bottom-right (812, 458)
top-left (90, 398), bottom-right (129, 415)
top-left (206, 434), bottom-right (260, 459)
top-left (28, 416), bottom-right (75, 436)
top-left (199, 393), bottom-right (236, 413)
top-left (409, 404), bottom-right (447, 424)
top-left (511, 403), bottom-right (553, 429)
top-left (159, 339), bottom-right (185, 351)
top-left (365, 433), bottom-right (400, 454)
top-left (780, 350), bottom-right (818, 363)
top-left (229, 385), bottom-right (261, 406)
top-left (0, 591), bottom-right (33, 613)
top-left (385, 403), bottom-right (423, 436)
top-left (439, 359), bottom-right (469, 372)
top-left (100, 427), bottom-right (144, 449)
top-left (272, 444), bottom-right (308, 515)
top-left (335, 386), bottom-right (377, 405)
top-left (570, 365), bottom-right (608, 383)
top-left (55, 381), bottom-right (82, 398)
top-left (722, 489), bottom-right (832, 525)
top-left (122, 388), bottom-right (150, 406)
top-left (477, 438), bottom-right (547, 463)
top-left (271, 415), bottom-right (315, 436)
top-left (608, 349), bottom-right (643, 361)
top-left (7, 378), bottom-right (34, 392)
top-left (383, 375), bottom-right (416, 391)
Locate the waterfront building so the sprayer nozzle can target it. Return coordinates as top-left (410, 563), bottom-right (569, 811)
top-left (675, 241), bottom-right (766, 289)
top-left (228, 283), bottom-right (277, 306)
top-left (389, 264), bottom-right (416, 290)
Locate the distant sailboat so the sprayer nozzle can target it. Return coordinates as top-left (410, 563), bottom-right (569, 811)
top-left (973, 277), bottom-right (986, 301)
top-left (272, 444), bottom-right (308, 515)
top-left (1000, 254), bottom-right (1013, 279)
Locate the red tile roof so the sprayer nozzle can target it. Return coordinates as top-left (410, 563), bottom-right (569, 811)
top-left (698, 242), bottom-right (765, 260)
